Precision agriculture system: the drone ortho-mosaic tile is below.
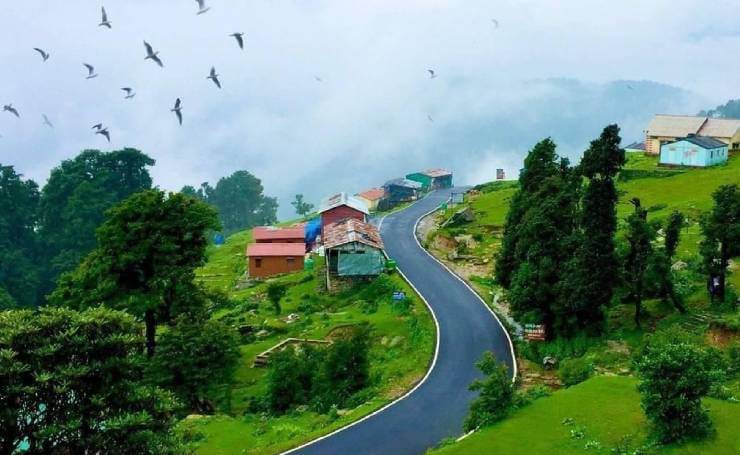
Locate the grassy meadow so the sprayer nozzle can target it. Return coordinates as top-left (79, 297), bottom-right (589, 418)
top-left (183, 222), bottom-right (436, 454)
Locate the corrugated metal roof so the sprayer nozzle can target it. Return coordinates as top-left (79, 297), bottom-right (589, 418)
top-left (384, 178), bottom-right (422, 189)
top-left (667, 135), bottom-right (727, 149)
top-left (423, 168), bottom-right (453, 178)
top-left (357, 187), bottom-right (386, 201)
top-left (253, 226), bottom-right (304, 241)
top-left (247, 243), bottom-right (305, 257)
top-left (646, 115), bottom-right (707, 138)
top-left (323, 218), bottom-right (384, 250)
top-left (318, 192), bottom-right (369, 215)
top-left (697, 118), bottom-right (740, 138)
top-left (625, 141), bottom-right (645, 150)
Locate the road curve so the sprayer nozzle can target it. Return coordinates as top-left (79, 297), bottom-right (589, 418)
top-left (290, 189), bottom-right (516, 455)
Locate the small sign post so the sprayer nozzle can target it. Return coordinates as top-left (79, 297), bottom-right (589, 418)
top-left (523, 323), bottom-right (546, 341)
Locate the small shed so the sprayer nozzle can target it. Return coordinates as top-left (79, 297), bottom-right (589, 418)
top-left (383, 178), bottom-right (422, 205)
top-left (324, 219), bottom-right (385, 279)
top-left (406, 168), bottom-right (453, 191)
top-left (659, 135), bottom-right (728, 167)
top-left (356, 187), bottom-right (387, 212)
top-left (624, 141), bottom-right (646, 153)
top-left (246, 243), bottom-right (305, 278)
top-left (253, 226), bottom-right (305, 244)
top-left (318, 192), bottom-right (369, 236)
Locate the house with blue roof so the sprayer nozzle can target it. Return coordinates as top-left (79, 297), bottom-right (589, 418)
top-left (659, 134), bottom-right (728, 167)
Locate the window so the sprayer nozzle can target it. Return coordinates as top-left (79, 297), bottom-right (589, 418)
top-left (287, 257), bottom-right (296, 265)
top-left (255, 258), bottom-right (262, 268)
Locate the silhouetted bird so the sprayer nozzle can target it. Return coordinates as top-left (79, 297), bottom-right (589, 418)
top-left (491, 19), bottom-right (499, 28)
top-left (3, 104), bottom-right (19, 118)
top-left (315, 76), bottom-right (323, 82)
top-left (196, 0), bottom-right (210, 15)
top-left (42, 114), bottom-right (54, 128)
top-left (427, 69), bottom-right (436, 79)
top-left (171, 98), bottom-right (183, 125)
top-left (99, 7), bottom-right (112, 28)
top-left (96, 128), bottom-right (110, 142)
top-left (144, 41), bottom-right (163, 67)
top-left (33, 47), bottom-right (50, 62)
top-left (207, 67), bottom-right (221, 89)
top-left (121, 87), bottom-right (136, 99)
top-left (92, 123), bottom-right (103, 130)
top-left (83, 63), bottom-right (98, 79)
top-left (230, 33), bottom-right (245, 50)
top-left (428, 115), bottom-right (434, 122)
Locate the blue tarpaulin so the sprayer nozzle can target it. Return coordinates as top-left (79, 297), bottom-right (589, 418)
top-left (305, 218), bottom-right (321, 244)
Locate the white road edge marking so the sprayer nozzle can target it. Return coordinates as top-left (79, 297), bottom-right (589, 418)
top-left (281, 192), bottom-right (517, 454)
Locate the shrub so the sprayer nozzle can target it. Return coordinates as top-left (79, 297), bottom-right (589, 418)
top-left (464, 352), bottom-right (514, 431)
top-left (634, 328), bottom-right (726, 443)
top-left (266, 282), bottom-right (287, 315)
top-left (558, 357), bottom-right (593, 386)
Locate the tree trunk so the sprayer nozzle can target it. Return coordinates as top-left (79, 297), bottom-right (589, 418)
top-left (145, 309), bottom-right (156, 357)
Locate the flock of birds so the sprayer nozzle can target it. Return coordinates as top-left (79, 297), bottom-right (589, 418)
top-left (2, 3), bottom-right (500, 142)
top-left (1, 2), bottom-right (246, 142)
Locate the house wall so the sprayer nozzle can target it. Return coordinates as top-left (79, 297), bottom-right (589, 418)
top-left (731, 131), bottom-right (740, 151)
top-left (321, 206), bottom-right (366, 235)
top-left (406, 173), bottom-right (432, 190)
top-left (431, 175), bottom-right (453, 189)
top-left (659, 140), bottom-right (728, 167)
top-left (646, 135), bottom-right (680, 155)
top-left (357, 196), bottom-right (380, 211)
top-left (327, 242), bottom-right (385, 276)
top-left (248, 255), bottom-right (304, 278)
top-left (386, 185), bottom-right (417, 203)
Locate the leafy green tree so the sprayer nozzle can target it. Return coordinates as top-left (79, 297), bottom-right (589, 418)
top-left (624, 198), bottom-right (654, 327)
top-left (50, 190), bottom-right (219, 356)
top-left (291, 194), bottom-right (314, 218)
top-left (267, 282), bottom-right (287, 315)
top-left (265, 347), bottom-right (321, 413)
top-left (314, 324), bottom-right (371, 410)
top-left (634, 328), bottom-right (725, 443)
top-left (496, 138), bottom-right (561, 288)
top-left (664, 210), bottom-right (685, 258)
top-left (0, 307), bottom-right (186, 454)
top-left (464, 352), bottom-right (514, 431)
top-left (0, 287), bottom-right (17, 310)
top-left (559, 125), bottom-right (625, 335)
top-left (148, 317), bottom-right (240, 413)
top-left (646, 211), bottom-right (686, 313)
top-left (0, 165), bottom-right (40, 307)
top-left (700, 184), bottom-right (739, 303)
top-left (698, 99), bottom-right (740, 118)
top-left (37, 149), bottom-right (154, 296)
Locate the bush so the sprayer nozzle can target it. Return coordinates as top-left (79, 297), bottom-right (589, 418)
top-left (266, 282), bottom-right (287, 315)
top-left (634, 328), bottom-right (726, 443)
top-left (558, 357), bottom-right (593, 387)
top-left (464, 352), bottom-right (514, 431)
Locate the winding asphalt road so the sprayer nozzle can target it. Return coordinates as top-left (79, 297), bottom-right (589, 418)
top-left (290, 189), bottom-right (516, 455)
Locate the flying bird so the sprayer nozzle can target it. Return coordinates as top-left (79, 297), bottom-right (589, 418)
top-left (3, 104), bottom-right (20, 118)
top-left (314, 76), bottom-right (323, 82)
top-left (627, 85), bottom-right (634, 90)
top-left (83, 63), bottom-right (98, 79)
top-left (427, 69), bottom-right (437, 79)
top-left (230, 33), bottom-right (244, 50)
top-left (99, 6), bottom-right (112, 28)
top-left (427, 114), bottom-right (434, 122)
top-left (491, 18), bottom-right (499, 28)
top-left (96, 127), bottom-right (110, 142)
top-left (207, 67), bottom-right (221, 89)
top-left (121, 87), bottom-right (136, 99)
top-left (33, 47), bottom-right (50, 62)
top-left (42, 114), bottom-right (54, 128)
top-left (92, 123), bottom-right (103, 130)
top-left (171, 98), bottom-right (183, 125)
top-left (144, 41), bottom-right (163, 67)
top-left (196, 0), bottom-right (210, 15)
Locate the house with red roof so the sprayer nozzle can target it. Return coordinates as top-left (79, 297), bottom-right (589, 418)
top-left (355, 187), bottom-right (387, 212)
top-left (323, 218), bottom-right (385, 286)
top-left (318, 192), bottom-right (369, 237)
top-left (246, 242), bottom-right (305, 278)
top-left (253, 226), bottom-right (305, 244)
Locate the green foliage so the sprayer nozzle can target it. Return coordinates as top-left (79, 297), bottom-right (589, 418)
top-left (0, 306), bottom-right (186, 454)
top-left (37, 149), bottom-right (154, 297)
top-left (558, 357), bottom-right (594, 387)
top-left (699, 184), bottom-right (739, 302)
top-left (265, 325), bottom-right (372, 414)
top-left (50, 189), bottom-right (219, 356)
top-left (464, 351), bottom-right (514, 431)
top-left (663, 210), bottom-right (684, 258)
top-left (633, 328), bottom-right (726, 443)
top-left (148, 317), bottom-right (241, 413)
top-left (291, 194), bottom-right (314, 218)
top-left (698, 98), bottom-right (740, 118)
top-left (0, 164), bottom-right (40, 307)
top-left (182, 170), bottom-right (277, 234)
top-left (0, 288), bottom-right (17, 310)
top-left (623, 199), bottom-right (654, 326)
top-left (267, 282), bottom-right (288, 315)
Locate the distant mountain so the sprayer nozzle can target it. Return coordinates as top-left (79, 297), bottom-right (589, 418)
top-left (698, 99), bottom-right (740, 118)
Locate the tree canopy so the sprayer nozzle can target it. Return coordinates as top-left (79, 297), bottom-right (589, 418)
top-left (700, 184), bottom-right (739, 303)
top-left (51, 189), bottom-right (219, 356)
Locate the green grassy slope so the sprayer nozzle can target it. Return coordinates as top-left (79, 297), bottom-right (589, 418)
top-left (184, 224), bottom-right (436, 454)
top-left (435, 376), bottom-right (739, 454)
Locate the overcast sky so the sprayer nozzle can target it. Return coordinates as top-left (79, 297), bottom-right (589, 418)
top-left (1, 0), bottom-right (739, 218)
